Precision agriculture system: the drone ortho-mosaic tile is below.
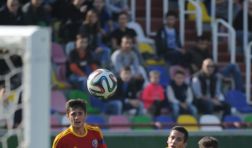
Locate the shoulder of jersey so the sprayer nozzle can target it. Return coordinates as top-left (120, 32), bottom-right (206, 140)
top-left (86, 124), bottom-right (102, 132)
top-left (55, 128), bottom-right (71, 140)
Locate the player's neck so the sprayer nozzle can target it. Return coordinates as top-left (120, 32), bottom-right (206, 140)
top-left (72, 125), bottom-right (85, 136)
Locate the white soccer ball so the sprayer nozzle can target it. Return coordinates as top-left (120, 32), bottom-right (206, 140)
top-left (87, 69), bottom-right (117, 99)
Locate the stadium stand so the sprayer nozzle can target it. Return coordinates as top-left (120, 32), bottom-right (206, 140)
top-left (199, 114), bottom-right (223, 131)
top-left (108, 115), bottom-right (131, 131)
top-left (131, 115), bottom-right (153, 130)
top-left (177, 114), bottom-right (199, 131)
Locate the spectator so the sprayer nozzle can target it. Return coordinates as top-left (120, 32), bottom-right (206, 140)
top-left (191, 58), bottom-right (231, 117)
top-left (79, 9), bottom-right (111, 67)
top-left (67, 34), bottom-right (98, 91)
top-left (0, 0), bottom-right (24, 25)
top-left (155, 11), bottom-right (184, 65)
top-left (93, 0), bottom-right (111, 28)
top-left (189, 35), bottom-right (211, 74)
top-left (110, 11), bottom-right (137, 50)
top-left (104, 66), bottom-right (145, 115)
top-left (22, 0), bottom-right (51, 25)
top-left (141, 70), bottom-right (166, 116)
top-left (111, 35), bottom-right (147, 87)
top-left (233, 0), bottom-right (252, 50)
top-left (218, 63), bottom-right (244, 92)
top-left (58, 0), bottom-right (91, 42)
top-left (189, 36), bottom-right (244, 91)
top-left (167, 70), bottom-right (197, 118)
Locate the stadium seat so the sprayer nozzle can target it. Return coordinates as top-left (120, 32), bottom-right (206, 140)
top-left (154, 115), bottom-right (175, 129)
top-left (223, 115), bottom-right (242, 129)
top-left (146, 65), bottom-right (170, 87)
top-left (108, 115), bottom-right (131, 131)
top-left (187, 1), bottom-right (211, 23)
top-left (131, 115), bottom-right (153, 130)
top-left (225, 90), bottom-right (252, 113)
top-left (51, 69), bottom-right (70, 89)
top-left (51, 42), bottom-right (67, 64)
top-left (177, 115), bottom-right (199, 131)
top-left (67, 90), bottom-right (100, 114)
top-left (51, 114), bottom-right (61, 132)
top-left (127, 21), bottom-right (154, 44)
top-left (51, 90), bottom-right (67, 114)
top-left (86, 115), bottom-right (106, 129)
top-left (244, 114), bottom-right (252, 123)
top-left (199, 115), bottom-right (222, 131)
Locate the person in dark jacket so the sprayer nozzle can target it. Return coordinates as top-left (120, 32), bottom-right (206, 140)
top-left (191, 58), bottom-right (231, 117)
top-left (0, 0), bottom-right (24, 25)
top-left (155, 11), bottom-right (192, 67)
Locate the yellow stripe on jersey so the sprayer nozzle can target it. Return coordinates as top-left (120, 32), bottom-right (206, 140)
top-left (85, 124), bottom-right (104, 138)
top-left (52, 128), bottom-right (71, 148)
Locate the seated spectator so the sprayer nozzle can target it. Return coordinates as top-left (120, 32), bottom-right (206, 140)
top-left (67, 34), bottom-right (98, 91)
top-left (50, 0), bottom-right (92, 21)
top-left (218, 63), bottom-right (244, 92)
top-left (191, 58), bottom-right (231, 117)
top-left (0, 0), bottom-right (24, 25)
top-left (141, 70), bottom-right (166, 116)
top-left (189, 36), bottom-right (243, 91)
top-left (93, 0), bottom-right (111, 28)
top-left (189, 35), bottom-right (211, 74)
top-left (103, 66), bottom-right (145, 115)
top-left (111, 35), bottom-right (147, 88)
top-left (155, 11), bottom-right (191, 66)
top-left (22, 0), bottom-right (51, 25)
top-left (167, 70), bottom-right (197, 118)
top-left (233, 0), bottom-right (252, 50)
top-left (58, 0), bottom-right (90, 42)
top-left (110, 11), bottom-right (137, 51)
top-left (79, 9), bottom-right (111, 67)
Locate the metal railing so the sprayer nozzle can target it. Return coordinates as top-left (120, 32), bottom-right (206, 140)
top-left (130, 0), bottom-right (169, 36)
top-left (246, 42), bottom-right (252, 105)
top-left (211, 0), bottom-right (234, 26)
top-left (179, 0), bottom-right (202, 45)
top-left (146, 0), bottom-right (169, 36)
top-left (130, 0), bottom-right (136, 22)
top-left (243, 0), bottom-right (249, 54)
top-left (212, 19), bottom-right (236, 63)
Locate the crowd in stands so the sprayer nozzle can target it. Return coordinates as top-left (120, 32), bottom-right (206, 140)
top-left (1, 0), bottom-right (252, 128)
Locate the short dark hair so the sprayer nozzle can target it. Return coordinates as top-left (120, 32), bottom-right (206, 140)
top-left (166, 11), bottom-right (177, 18)
top-left (171, 126), bottom-right (189, 143)
top-left (174, 70), bottom-right (185, 76)
top-left (76, 33), bottom-right (88, 40)
top-left (118, 11), bottom-right (129, 19)
top-left (66, 99), bottom-right (87, 113)
top-left (120, 66), bottom-right (131, 72)
top-left (120, 35), bottom-right (133, 45)
top-left (121, 35), bottom-right (133, 41)
top-left (198, 136), bottom-right (218, 148)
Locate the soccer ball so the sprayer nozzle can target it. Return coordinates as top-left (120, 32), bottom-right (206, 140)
top-left (87, 69), bottom-right (117, 99)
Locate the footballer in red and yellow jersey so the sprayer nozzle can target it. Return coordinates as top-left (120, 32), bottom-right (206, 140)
top-left (53, 124), bottom-right (107, 148)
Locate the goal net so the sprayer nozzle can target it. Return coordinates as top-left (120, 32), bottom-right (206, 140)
top-left (0, 26), bottom-right (50, 148)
